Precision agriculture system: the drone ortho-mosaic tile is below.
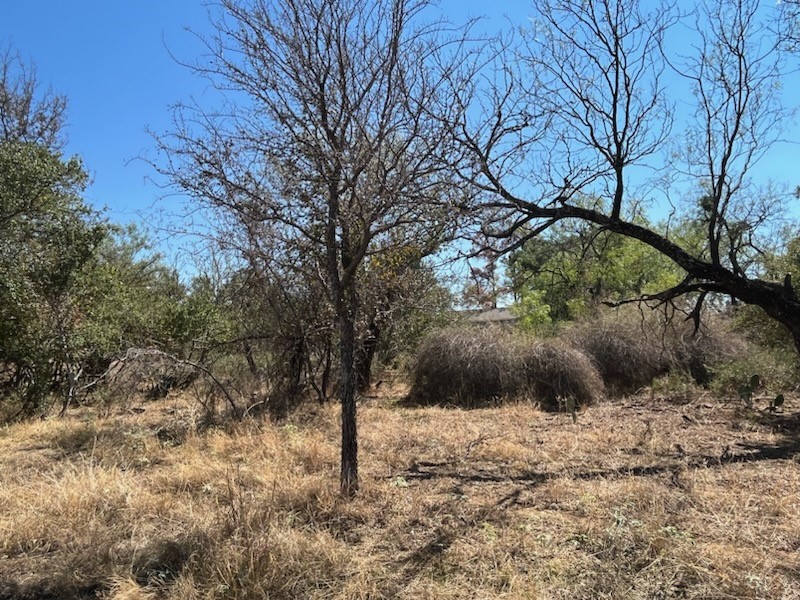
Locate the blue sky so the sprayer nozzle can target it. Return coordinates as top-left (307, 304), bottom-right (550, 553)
top-left (0, 1), bottom-right (518, 240)
top-left (2, 1), bottom-right (798, 256)
top-left (2, 2), bottom-right (217, 226)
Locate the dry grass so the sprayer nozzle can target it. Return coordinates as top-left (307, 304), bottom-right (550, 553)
top-left (1, 387), bottom-right (800, 599)
top-left (565, 318), bottom-right (669, 393)
top-left (408, 327), bottom-right (604, 409)
top-left (566, 311), bottom-right (751, 393)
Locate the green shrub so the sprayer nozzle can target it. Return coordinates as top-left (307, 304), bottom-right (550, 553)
top-left (709, 347), bottom-right (799, 402)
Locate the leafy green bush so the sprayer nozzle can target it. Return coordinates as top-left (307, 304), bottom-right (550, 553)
top-left (709, 347), bottom-right (799, 402)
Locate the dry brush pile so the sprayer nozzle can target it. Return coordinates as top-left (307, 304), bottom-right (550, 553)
top-left (407, 312), bottom-right (754, 408)
top-left (406, 326), bottom-right (604, 409)
top-left (565, 313), bottom-right (750, 394)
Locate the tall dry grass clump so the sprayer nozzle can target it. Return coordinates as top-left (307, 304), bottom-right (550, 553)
top-left (666, 317), bottom-right (750, 384)
top-left (565, 318), bottom-right (670, 394)
top-left (407, 326), bottom-right (603, 409)
top-left (521, 340), bottom-right (606, 409)
top-left (566, 310), bottom-right (750, 393)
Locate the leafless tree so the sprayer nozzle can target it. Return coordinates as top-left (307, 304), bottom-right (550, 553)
top-left (778, 0), bottom-right (800, 50)
top-left (155, 0), bottom-right (469, 495)
top-left (451, 0), bottom-right (800, 354)
top-left (0, 45), bottom-right (67, 150)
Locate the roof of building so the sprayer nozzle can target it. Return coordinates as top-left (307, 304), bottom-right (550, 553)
top-left (465, 307), bottom-right (519, 323)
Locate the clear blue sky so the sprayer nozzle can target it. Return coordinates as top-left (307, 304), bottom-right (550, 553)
top-left (2, 1), bottom-right (798, 249)
top-left (0, 1), bottom-right (514, 233)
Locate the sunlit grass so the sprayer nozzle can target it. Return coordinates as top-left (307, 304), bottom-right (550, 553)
top-left (1, 390), bottom-right (799, 598)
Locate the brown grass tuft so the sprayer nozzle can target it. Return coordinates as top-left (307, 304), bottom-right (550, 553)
top-left (407, 326), bottom-right (604, 409)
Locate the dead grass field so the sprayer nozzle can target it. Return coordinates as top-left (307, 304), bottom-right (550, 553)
top-left (1, 384), bottom-right (799, 599)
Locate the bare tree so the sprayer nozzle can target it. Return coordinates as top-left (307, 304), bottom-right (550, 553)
top-left (778, 0), bottom-right (800, 50)
top-left (0, 45), bottom-right (67, 150)
top-left (155, 0), bottom-right (468, 495)
top-left (452, 0), bottom-right (800, 354)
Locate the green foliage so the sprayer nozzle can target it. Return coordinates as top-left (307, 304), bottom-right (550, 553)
top-left (735, 374), bottom-right (787, 411)
top-left (0, 140), bottom-right (217, 417)
top-left (508, 216), bottom-right (682, 323)
top-left (759, 232), bottom-right (800, 282)
top-left (0, 141), bottom-right (101, 409)
top-left (737, 374), bottom-right (761, 408)
top-left (0, 53), bottom-right (230, 418)
top-left (709, 345), bottom-right (799, 404)
top-left (81, 229), bottom-right (228, 361)
top-left (371, 267), bottom-right (456, 368)
top-left (511, 289), bottom-right (553, 332)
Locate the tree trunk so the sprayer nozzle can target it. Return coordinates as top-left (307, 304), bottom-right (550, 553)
top-left (271, 334), bottom-right (306, 419)
top-left (243, 340), bottom-right (260, 379)
top-left (792, 328), bottom-right (800, 360)
top-left (59, 363), bottom-right (80, 417)
top-left (339, 310), bottom-right (359, 497)
top-left (287, 334), bottom-right (305, 396)
top-left (356, 320), bottom-right (380, 392)
top-left (512, 204), bottom-right (800, 360)
top-left (320, 337), bottom-right (332, 403)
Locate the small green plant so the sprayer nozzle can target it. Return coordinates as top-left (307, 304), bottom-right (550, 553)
top-left (737, 374), bottom-right (786, 411)
top-left (737, 374), bottom-right (760, 408)
top-left (560, 395), bottom-right (578, 423)
top-left (768, 394), bottom-right (785, 413)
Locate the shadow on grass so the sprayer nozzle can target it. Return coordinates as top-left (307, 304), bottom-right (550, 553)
top-left (392, 411), bottom-right (800, 589)
top-left (397, 409), bottom-right (800, 499)
top-left (0, 578), bottom-right (103, 600)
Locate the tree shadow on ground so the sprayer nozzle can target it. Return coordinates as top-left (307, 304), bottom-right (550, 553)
top-left (396, 409), bottom-right (800, 503)
top-left (392, 411), bottom-right (800, 590)
top-left (399, 437), bottom-right (800, 489)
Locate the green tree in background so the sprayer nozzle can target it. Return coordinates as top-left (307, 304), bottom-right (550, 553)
top-left (0, 139), bottom-right (106, 414)
top-left (508, 215), bottom-right (683, 325)
top-left (0, 48), bottom-right (212, 418)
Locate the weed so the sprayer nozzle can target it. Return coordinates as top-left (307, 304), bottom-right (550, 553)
top-left (738, 374), bottom-right (761, 408)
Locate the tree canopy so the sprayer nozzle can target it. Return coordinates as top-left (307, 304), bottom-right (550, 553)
top-left (448, 0), bottom-right (800, 352)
